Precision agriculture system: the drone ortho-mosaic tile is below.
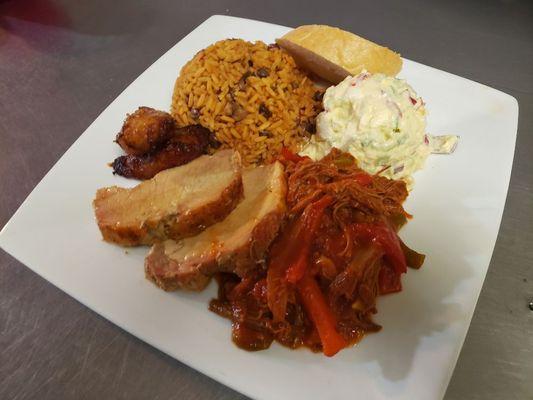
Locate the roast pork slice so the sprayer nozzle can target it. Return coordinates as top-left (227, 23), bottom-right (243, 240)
top-left (145, 161), bottom-right (287, 291)
top-left (93, 150), bottom-right (243, 246)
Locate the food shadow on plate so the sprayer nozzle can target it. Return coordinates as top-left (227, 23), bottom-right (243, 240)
top-left (340, 215), bottom-right (477, 388)
top-left (353, 258), bottom-right (469, 382)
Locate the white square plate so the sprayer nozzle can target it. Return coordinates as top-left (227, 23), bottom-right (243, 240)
top-left (0, 15), bottom-right (518, 400)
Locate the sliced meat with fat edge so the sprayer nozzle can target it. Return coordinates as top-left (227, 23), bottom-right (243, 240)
top-left (93, 150), bottom-right (243, 246)
top-left (145, 161), bottom-right (287, 291)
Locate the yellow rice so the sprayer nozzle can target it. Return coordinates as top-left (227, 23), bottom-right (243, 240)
top-left (171, 39), bottom-right (321, 165)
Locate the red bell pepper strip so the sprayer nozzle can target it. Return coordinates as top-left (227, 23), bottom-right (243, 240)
top-left (297, 273), bottom-right (347, 357)
top-left (279, 147), bottom-right (309, 164)
top-left (349, 222), bottom-right (407, 275)
top-left (266, 234), bottom-right (293, 323)
top-left (267, 207), bottom-right (315, 322)
top-left (378, 265), bottom-right (403, 294)
top-left (286, 195), bottom-right (333, 284)
top-left (285, 252), bottom-right (308, 284)
top-left (268, 195), bottom-right (333, 322)
top-left (353, 172), bottom-right (374, 187)
top-left (349, 222), bottom-right (407, 295)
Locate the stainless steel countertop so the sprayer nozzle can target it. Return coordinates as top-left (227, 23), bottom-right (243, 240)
top-left (1, 1), bottom-right (532, 399)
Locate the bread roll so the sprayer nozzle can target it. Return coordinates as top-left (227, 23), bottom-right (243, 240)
top-left (276, 25), bottom-right (402, 84)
